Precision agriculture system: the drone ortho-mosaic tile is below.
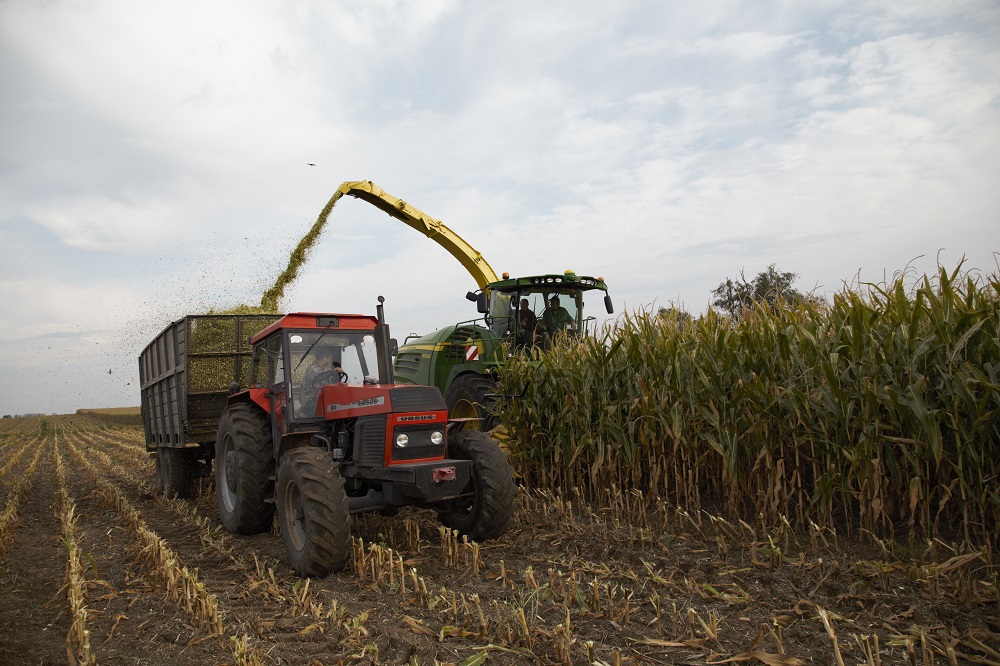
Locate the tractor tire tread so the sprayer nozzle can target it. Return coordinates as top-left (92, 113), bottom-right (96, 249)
top-left (216, 403), bottom-right (275, 535)
top-left (445, 374), bottom-right (498, 432)
top-left (440, 430), bottom-right (515, 541)
top-left (277, 447), bottom-right (351, 578)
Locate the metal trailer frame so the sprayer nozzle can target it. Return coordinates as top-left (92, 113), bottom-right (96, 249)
top-left (138, 314), bottom-right (278, 451)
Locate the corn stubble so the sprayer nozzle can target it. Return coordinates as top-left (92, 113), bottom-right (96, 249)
top-left (5, 413), bottom-right (999, 663)
top-left (499, 264), bottom-right (1000, 548)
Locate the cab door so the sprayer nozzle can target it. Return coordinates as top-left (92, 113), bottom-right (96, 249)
top-left (267, 334), bottom-right (290, 439)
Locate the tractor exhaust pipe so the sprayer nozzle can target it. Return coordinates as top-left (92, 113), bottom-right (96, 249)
top-left (375, 295), bottom-right (394, 384)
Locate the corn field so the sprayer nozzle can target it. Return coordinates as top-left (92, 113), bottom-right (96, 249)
top-left (500, 264), bottom-right (1000, 547)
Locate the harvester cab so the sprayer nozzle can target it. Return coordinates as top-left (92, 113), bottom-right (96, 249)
top-left (471, 270), bottom-right (614, 351)
top-left (215, 297), bottom-right (515, 577)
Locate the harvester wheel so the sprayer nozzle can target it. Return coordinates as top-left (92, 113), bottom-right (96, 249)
top-left (276, 447), bottom-right (352, 577)
top-left (215, 404), bottom-right (275, 535)
top-left (445, 374), bottom-right (497, 432)
top-left (156, 447), bottom-right (194, 499)
top-left (439, 431), bottom-right (515, 541)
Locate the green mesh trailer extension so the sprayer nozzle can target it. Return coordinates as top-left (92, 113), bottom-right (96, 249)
top-left (139, 314), bottom-right (280, 451)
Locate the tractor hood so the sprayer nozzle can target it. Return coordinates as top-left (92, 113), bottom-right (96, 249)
top-left (318, 383), bottom-right (446, 419)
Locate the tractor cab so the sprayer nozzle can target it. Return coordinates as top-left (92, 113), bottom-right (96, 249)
top-left (245, 312), bottom-right (392, 439)
top-left (248, 315), bottom-right (382, 417)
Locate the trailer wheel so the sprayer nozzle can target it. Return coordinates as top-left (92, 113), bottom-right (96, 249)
top-left (155, 449), bottom-right (167, 494)
top-left (156, 447), bottom-right (194, 499)
top-left (439, 431), bottom-right (515, 541)
top-left (445, 374), bottom-right (497, 432)
top-left (276, 447), bottom-right (351, 577)
top-left (215, 404), bottom-right (275, 535)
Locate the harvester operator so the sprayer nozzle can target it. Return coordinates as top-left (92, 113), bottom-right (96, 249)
top-left (516, 298), bottom-right (537, 346)
top-left (542, 296), bottom-right (574, 335)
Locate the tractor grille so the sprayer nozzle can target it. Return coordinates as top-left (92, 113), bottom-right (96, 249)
top-left (444, 327), bottom-right (478, 359)
top-left (393, 351), bottom-right (423, 378)
top-left (390, 386), bottom-right (446, 412)
top-left (391, 423), bottom-right (446, 462)
top-left (355, 415), bottom-right (386, 467)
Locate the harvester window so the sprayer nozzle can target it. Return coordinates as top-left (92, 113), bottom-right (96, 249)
top-left (532, 290), bottom-right (582, 348)
top-left (488, 291), bottom-right (513, 338)
top-left (513, 295), bottom-right (540, 349)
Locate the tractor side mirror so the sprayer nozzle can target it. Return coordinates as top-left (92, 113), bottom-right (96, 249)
top-left (389, 338), bottom-right (399, 356)
top-left (604, 293), bottom-right (614, 314)
top-left (476, 291), bottom-right (489, 314)
top-left (466, 291), bottom-right (478, 302)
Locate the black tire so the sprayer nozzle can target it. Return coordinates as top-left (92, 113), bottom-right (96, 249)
top-left (439, 431), bottom-right (515, 541)
top-left (215, 404), bottom-right (275, 535)
top-left (156, 447), bottom-right (194, 499)
top-left (444, 374), bottom-right (498, 432)
top-left (276, 447), bottom-right (352, 577)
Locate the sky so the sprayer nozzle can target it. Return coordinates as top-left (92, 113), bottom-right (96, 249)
top-left (1, 0), bottom-right (998, 416)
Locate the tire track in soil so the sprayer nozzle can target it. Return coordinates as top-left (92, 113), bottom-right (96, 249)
top-left (0, 438), bottom-right (73, 666)
top-left (61, 435), bottom-right (232, 666)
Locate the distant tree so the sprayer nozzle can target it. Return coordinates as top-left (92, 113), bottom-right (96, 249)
top-left (656, 304), bottom-right (693, 329)
top-left (711, 264), bottom-right (807, 318)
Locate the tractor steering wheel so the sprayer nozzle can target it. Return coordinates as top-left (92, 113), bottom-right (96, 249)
top-left (309, 369), bottom-right (348, 394)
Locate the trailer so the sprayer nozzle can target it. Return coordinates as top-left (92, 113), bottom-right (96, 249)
top-left (138, 313), bottom-right (279, 497)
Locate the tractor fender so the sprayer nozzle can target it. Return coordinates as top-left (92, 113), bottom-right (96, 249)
top-left (227, 387), bottom-right (272, 415)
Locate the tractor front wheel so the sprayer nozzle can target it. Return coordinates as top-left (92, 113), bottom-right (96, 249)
top-left (276, 447), bottom-right (351, 577)
top-left (445, 374), bottom-right (497, 432)
top-left (439, 431), bottom-right (515, 541)
top-left (156, 447), bottom-right (194, 499)
top-left (215, 404), bottom-right (275, 535)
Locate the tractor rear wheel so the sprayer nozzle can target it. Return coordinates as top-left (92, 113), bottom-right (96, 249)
top-left (215, 404), bottom-right (275, 535)
top-left (445, 374), bottom-right (497, 432)
top-left (156, 447), bottom-right (194, 499)
top-left (276, 447), bottom-right (352, 577)
top-left (439, 431), bottom-right (515, 541)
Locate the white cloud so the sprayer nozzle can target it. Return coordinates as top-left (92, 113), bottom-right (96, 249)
top-left (682, 31), bottom-right (805, 58)
top-left (0, 277), bottom-right (147, 340)
top-left (27, 196), bottom-right (192, 252)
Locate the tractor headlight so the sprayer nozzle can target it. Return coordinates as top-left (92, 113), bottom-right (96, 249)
top-left (395, 433), bottom-right (409, 447)
top-left (430, 431), bottom-right (443, 445)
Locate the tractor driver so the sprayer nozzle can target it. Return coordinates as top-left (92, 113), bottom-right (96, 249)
top-left (300, 346), bottom-right (346, 417)
top-left (542, 295), bottom-right (574, 335)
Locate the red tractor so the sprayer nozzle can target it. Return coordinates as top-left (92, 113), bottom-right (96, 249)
top-left (214, 298), bottom-right (515, 576)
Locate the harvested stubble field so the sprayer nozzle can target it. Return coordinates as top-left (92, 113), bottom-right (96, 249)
top-left (1, 414), bottom-right (998, 665)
